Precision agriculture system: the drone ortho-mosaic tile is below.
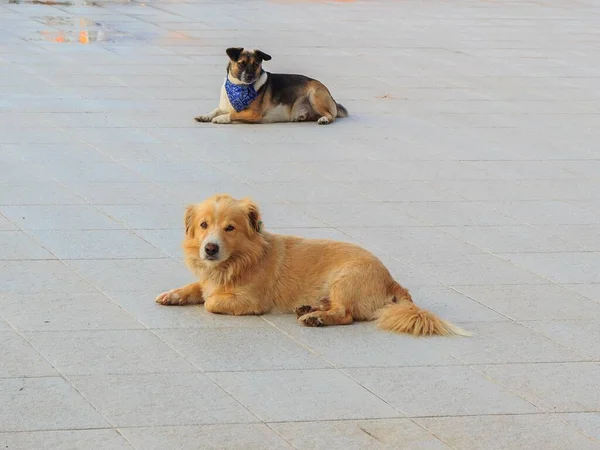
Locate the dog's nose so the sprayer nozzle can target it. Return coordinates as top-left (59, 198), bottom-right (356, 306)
top-left (204, 243), bottom-right (219, 256)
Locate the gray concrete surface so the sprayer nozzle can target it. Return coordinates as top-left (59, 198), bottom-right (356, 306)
top-left (1, 0), bottom-right (600, 448)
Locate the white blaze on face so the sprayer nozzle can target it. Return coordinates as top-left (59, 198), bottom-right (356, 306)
top-left (201, 232), bottom-right (223, 261)
top-left (200, 200), bottom-right (227, 262)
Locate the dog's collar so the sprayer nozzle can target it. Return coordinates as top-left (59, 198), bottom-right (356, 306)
top-left (225, 78), bottom-right (258, 112)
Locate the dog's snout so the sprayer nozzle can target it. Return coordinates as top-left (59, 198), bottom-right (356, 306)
top-left (204, 243), bottom-right (219, 256)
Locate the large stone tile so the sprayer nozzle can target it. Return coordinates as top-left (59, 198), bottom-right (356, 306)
top-left (0, 205), bottom-right (124, 230)
top-left (453, 284), bottom-right (600, 320)
top-left (0, 260), bottom-right (95, 293)
top-left (393, 201), bottom-right (520, 226)
top-left (132, 229), bottom-right (183, 259)
top-left (345, 181), bottom-right (464, 202)
top-left (469, 161), bottom-right (578, 180)
top-left (265, 316), bottom-right (458, 368)
top-left (43, 161), bottom-right (141, 184)
top-left (120, 424), bottom-right (291, 450)
top-left (29, 230), bottom-right (166, 259)
top-left (412, 254), bottom-right (546, 285)
top-left (485, 200), bottom-right (600, 225)
top-left (0, 292), bottom-right (143, 331)
top-left (270, 419), bottom-right (450, 450)
top-left (560, 413), bottom-right (600, 441)
top-left (210, 369), bottom-right (402, 422)
top-left (0, 182), bottom-right (85, 206)
top-left (0, 331), bottom-right (56, 377)
top-left (156, 327), bottom-right (329, 371)
top-left (0, 377), bottom-right (108, 432)
top-left (378, 255), bottom-right (442, 287)
top-left (410, 285), bottom-right (505, 322)
top-left (105, 291), bottom-right (269, 329)
top-left (340, 226), bottom-right (482, 260)
top-left (439, 225), bottom-right (581, 253)
top-left (418, 414), bottom-right (600, 450)
top-left (25, 330), bottom-right (196, 375)
top-left (212, 161), bottom-right (315, 183)
top-left (0, 318), bottom-right (10, 331)
top-left (564, 283), bottom-right (600, 304)
top-left (498, 252), bottom-right (600, 284)
top-left (65, 258), bottom-right (195, 292)
top-left (70, 373), bottom-right (257, 427)
top-left (347, 366), bottom-right (537, 417)
top-left (0, 230), bottom-right (55, 260)
top-left (438, 321), bottom-right (586, 364)
top-left (98, 204), bottom-right (185, 229)
top-left (435, 180), bottom-right (600, 202)
top-left (0, 429), bottom-right (133, 450)
top-left (524, 320), bottom-right (600, 360)
top-left (125, 162), bottom-right (231, 183)
top-left (547, 224), bottom-right (600, 251)
top-left (0, 214), bottom-right (17, 230)
top-left (63, 182), bottom-right (177, 205)
top-left (479, 362), bottom-right (600, 412)
top-left (159, 181), bottom-right (270, 206)
top-left (252, 179), bottom-right (371, 203)
top-left (299, 202), bottom-right (422, 227)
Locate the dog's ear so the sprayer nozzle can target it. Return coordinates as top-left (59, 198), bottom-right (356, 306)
top-left (240, 198), bottom-right (262, 234)
top-left (254, 49), bottom-right (272, 62)
top-left (184, 205), bottom-right (196, 238)
top-left (226, 47), bottom-right (243, 61)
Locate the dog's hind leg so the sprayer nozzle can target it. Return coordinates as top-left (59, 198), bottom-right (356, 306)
top-left (297, 297), bottom-right (353, 327)
top-left (294, 297), bottom-right (331, 318)
top-left (307, 81), bottom-right (337, 125)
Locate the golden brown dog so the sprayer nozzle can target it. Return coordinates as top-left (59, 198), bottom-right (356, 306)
top-left (194, 47), bottom-right (348, 125)
top-left (156, 194), bottom-right (469, 336)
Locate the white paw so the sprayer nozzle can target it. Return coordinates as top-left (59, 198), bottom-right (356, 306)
top-left (211, 114), bottom-right (231, 124)
top-left (155, 289), bottom-right (183, 305)
top-left (194, 114), bottom-right (212, 122)
top-left (317, 116), bottom-right (330, 125)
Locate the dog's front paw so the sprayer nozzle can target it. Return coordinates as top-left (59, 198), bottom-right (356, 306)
top-left (211, 114), bottom-right (231, 124)
top-left (194, 114), bottom-right (212, 122)
top-left (317, 116), bottom-right (331, 125)
top-left (156, 289), bottom-right (187, 305)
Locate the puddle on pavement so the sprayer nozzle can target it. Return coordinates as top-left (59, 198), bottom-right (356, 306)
top-left (8, 0), bottom-right (184, 45)
top-left (22, 16), bottom-right (139, 43)
top-left (36, 28), bottom-right (132, 43)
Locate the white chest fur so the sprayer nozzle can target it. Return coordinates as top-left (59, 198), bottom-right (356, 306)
top-left (218, 83), bottom-right (235, 113)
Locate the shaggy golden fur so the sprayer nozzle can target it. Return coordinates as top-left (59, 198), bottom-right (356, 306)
top-left (156, 194), bottom-right (469, 337)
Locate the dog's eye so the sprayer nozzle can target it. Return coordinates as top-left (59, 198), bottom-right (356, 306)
top-left (238, 61), bottom-right (246, 67)
top-left (200, 221), bottom-right (208, 229)
top-left (224, 225), bottom-right (235, 232)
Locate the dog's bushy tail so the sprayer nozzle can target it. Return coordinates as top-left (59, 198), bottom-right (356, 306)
top-left (373, 283), bottom-right (471, 337)
top-left (336, 103), bottom-right (348, 118)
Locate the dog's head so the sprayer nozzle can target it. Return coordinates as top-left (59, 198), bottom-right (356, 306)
top-left (226, 47), bottom-right (272, 84)
top-left (183, 194), bottom-right (264, 273)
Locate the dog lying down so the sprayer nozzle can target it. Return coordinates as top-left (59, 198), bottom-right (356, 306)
top-left (156, 195), bottom-right (470, 337)
top-left (194, 47), bottom-right (348, 125)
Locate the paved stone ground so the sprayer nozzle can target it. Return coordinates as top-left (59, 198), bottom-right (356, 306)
top-left (2, 0), bottom-right (600, 448)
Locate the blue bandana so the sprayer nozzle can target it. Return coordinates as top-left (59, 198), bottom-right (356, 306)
top-left (225, 78), bottom-right (258, 112)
